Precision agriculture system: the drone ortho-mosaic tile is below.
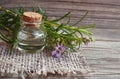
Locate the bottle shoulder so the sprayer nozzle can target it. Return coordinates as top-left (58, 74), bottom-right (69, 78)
top-left (18, 27), bottom-right (45, 40)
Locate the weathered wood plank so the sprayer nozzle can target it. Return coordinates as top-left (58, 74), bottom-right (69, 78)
top-left (82, 47), bottom-right (120, 79)
top-left (39, 0), bottom-right (120, 5)
top-left (2, 1), bottom-right (120, 13)
top-left (1, 1), bottom-right (120, 13)
top-left (1, 0), bottom-right (120, 29)
top-left (46, 9), bottom-right (120, 20)
top-left (2, 0), bottom-right (120, 6)
top-left (82, 41), bottom-right (120, 50)
top-left (46, 9), bottom-right (120, 29)
top-left (91, 29), bottom-right (120, 41)
top-left (1, 1), bottom-right (120, 29)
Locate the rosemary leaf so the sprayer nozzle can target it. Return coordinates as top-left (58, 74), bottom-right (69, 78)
top-left (65, 15), bottom-right (71, 25)
top-left (0, 24), bottom-right (12, 32)
top-left (51, 12), bottom-right (71, 22)
top-left (78, 29), bottom-right (92, 36)
top-left (72, 11), bottom-right (88, 26)
top-left (79, 24), bottom-right (95, 29)
top-left (0, 31), bottom-right (11, 43)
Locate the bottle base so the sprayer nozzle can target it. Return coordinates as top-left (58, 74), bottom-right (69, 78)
top-left (17, 44), bottom-right (45, 53)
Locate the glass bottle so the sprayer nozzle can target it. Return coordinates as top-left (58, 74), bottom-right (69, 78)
top-left (17, 12), bottom-right (45, 52)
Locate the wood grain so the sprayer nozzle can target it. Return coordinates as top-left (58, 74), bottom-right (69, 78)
top-left (1, 0), bottom-right (120, 29)
top-left (83, 42), bottom-right (120, 79)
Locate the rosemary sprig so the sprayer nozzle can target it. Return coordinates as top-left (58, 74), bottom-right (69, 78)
top-left (50, 12), bottom-right (71, 22)
top-left (0, 6), bottom-right (95, 54)
top-left (72, 11), bottom-right (88, 26)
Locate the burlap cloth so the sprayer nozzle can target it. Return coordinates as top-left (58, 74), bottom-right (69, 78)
top-left (0, 42), bottom-right (90, 78)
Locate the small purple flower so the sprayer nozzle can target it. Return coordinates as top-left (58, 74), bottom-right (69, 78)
top-left (56, 44), bottom-right (65, 52)
top-left (51, 44), bottom-right (66, 58)
top-left (61, 46), bottom-right (65, 52)
top-left (56, 44), bottom-right (61, 50)
top-left (52, 50), bottom-right (57, 56)
top-left (56, 53), bottom-right (62, 58)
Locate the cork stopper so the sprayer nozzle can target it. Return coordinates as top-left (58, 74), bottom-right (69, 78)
top-left (22, 12), bottom-right (42, 22)
top-left (22, 12), bottom-right (42, 28)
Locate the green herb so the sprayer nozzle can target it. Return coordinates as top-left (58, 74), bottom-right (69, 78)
top-left (0, 6), bottom-right (95, 53)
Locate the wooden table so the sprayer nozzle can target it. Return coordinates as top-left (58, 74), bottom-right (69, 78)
top-left (0, 0), bottom-right (120, 79)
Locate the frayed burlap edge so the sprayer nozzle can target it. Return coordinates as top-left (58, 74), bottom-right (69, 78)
top-left (0, 42), bottom-right (91, 78)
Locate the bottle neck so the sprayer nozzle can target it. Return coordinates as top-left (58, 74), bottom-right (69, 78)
top-left (22, 20), bottom-right (41, 28)
top-left (21, 21), bottom-right (41, 33)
